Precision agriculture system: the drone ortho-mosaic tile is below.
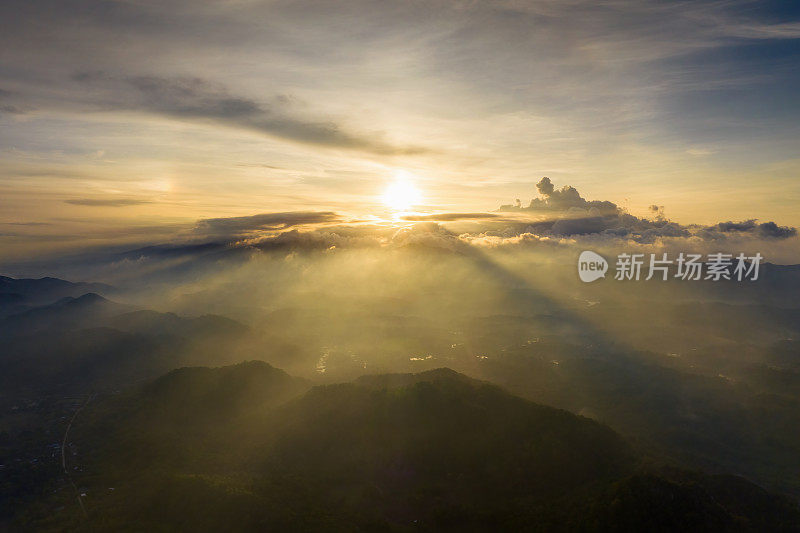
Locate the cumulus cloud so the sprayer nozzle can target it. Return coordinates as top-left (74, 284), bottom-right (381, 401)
top-left (390, 222), bottom-right (466, 251)
top-left (758, 221), bottom-right (798, 239)
top-left (502, 177), bottom-right (617, 214)
top-left (700, 219), bottom-right (798, 240)
top-left (536, 177), bottom-right (555, 196)
top-left (497, 178), bottom-right (797, 245)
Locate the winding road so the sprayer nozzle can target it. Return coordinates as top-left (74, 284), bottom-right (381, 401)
top-left (61, 393), bottom-right (95, 520)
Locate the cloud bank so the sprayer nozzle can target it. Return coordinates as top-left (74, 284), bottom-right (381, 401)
top-left (193, 211), bottom-right (342, 238)
top-left (496, 177), bottom-right (796, 244)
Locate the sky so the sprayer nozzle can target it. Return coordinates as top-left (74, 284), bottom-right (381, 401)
top-left (1, 0), bottom-right (799, 261)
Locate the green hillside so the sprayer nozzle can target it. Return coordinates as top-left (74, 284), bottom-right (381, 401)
top-left (13, 364), bottom-right (799, 532)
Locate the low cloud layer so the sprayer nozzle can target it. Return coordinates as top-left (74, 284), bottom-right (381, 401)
top-left (193, 211), bottom-right (342, 238)
top-left (140, 186), bottom-right (800, 259)
top-left (177, 184), bottom-right (799, 260)
top-left (400, 213), bottom-right (502, 222)
top-left (497, 177), bottom-right (797, 244)
top-left (4, 186), bottom-right (800, 282)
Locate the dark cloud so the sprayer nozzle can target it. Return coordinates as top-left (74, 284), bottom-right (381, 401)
top-left (709, 219), bottom-right (797, 240)
top-left (0, 105), bottom-right (23, 114)
top-left (72, 72), bottom-right (427, 155)
top-left (194, 211), bottom-right (341, 238)
top-left (717, 220), bottom-right (758, 233)
top-left (757, 221), bottom-right (797, 239)
top-left (502, 177), bottom-right (617, 214)
top-left (400, 213), bottom-right (501, 222)
top-left (65, 198), bottom-right (151, 207)
top-left (498, 179), bottom-right (796, 244)
top-left (550, 216), bottom-right (612, 236)
top-left (536, 177), bottom-right (555, 196)
top-left (0, 88), bottom-right (25, 114)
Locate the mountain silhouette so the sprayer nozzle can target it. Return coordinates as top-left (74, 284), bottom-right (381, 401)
top-left (0, 275), bottom-right (113, 311)
top-left (22, 364), bottom-right (796, 532)
top-left (0, 293), bottom-right (132, 335)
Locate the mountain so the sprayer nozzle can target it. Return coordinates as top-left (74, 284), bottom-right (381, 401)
top-left (260, 368), bottom-right (636, 530)
top-left (0, 327), bottom-right (162, 395)
top-left (12, 365), bottom-right (798, 532)
top-left (103, 309), bottom-right (247, 339)
top-left (0, 296), bottom-right (251, 396)
top-left (141, 360), bottom-right (310, 421)
top-left (0, 276), bottom-right (114, 318)
top-left (0, 293), bottom-right (133, 336)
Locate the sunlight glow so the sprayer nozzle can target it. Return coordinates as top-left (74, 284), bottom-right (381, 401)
top-left (382, 171), bottom-right (422, 212)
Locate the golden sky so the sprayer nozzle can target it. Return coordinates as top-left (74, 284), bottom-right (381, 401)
top-left (1, 0), bottom-right (799, 260)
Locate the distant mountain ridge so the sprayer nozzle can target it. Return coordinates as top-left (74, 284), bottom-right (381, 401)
top-left (0, 275), bottom-right (113, 303)
top-left (0, 286), bottom-right (252, 395)
top-left (0, 293), bottom-right (132, 335)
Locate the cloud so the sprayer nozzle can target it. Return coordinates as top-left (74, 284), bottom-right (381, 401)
top-left (193, 211), bottom-right (341, 238)
top-left (390, 222), bottom-right (465, 251)
top-left (65, 198), bottom-right (151, 207)
top-left (708, 219), bottom-right (797, 240)
top-left (503, 177), bottom-right (618, 214)
top-left (250, 228), bottom-right (383, 252)
top-left (71, 72), bottom-right (427, 155)
top-left (497, 178), bottom-right (797, 244)
top-left (536, 177), bottom-right (555, 196)
top-left (460, 231), bottom-right (566, 250)
top-left (0, 104), bottom-right (23, 114)
top-left (686, 148), bottom-right (715, 156)
top-left (400, 213), bottom-right (502, 222)
top-left (756, 221), bottom-right (797, 239)
top-left (0, 87), bottom-right (25, 114)
top-left (716, 220), bottom-right (758, 233)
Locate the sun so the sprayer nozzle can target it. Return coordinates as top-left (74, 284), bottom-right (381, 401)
top-left (382, 171), bottom-right (422, 211)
